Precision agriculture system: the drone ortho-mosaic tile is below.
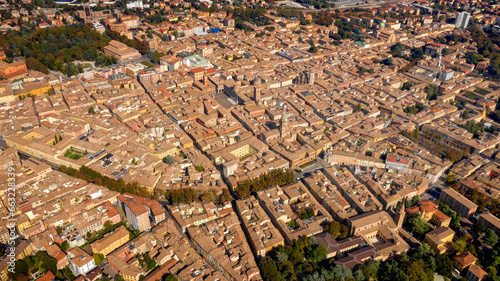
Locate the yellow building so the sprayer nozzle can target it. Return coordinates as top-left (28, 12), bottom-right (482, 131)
top-left (424, 226), bottom-right (455, 254)
top-left (90, 225), bottom-right (130, 257)
top-left (454, 251), bottom-right (478, 271)
top-left (0, 240), bottom-right (33, 281)
top-left (15, 81), bottom-right (52, 97)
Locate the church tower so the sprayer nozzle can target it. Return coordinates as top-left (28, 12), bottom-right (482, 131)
top-left (394, 202), bottom-right (406, 230)
top-left (280, 114), bottom-right (288, 139)
top-left (254, 86), bottom-right (261, 106)
top-left (308, 69), bottom-right (315, 85)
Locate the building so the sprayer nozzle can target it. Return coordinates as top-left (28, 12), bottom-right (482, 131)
top-left (188, 213), bottom-right (262, 281)
top-left (168, 201), bottom-right (233, 232)
top-left (334, 246), bottom-right (381, 270)
top-left (67, 247), bottom-right (96, 276)
top-left (46, 244), bottom-right (69, 269)
top-left (235, 196), bottom-right (285, 257)
top-left (347, 211), bottom-right (409, 259)
top-left (0, 60), bottom-right (28, 80)
top-left (477, 212), bottom-right (500, 235)
top-left (104, 40), bottom-right (141, 61)
top-left (454, 251), bottom-right (478, 271)
top-left (90, 225), bottom-right (130, 257)
top-left (119, 197), bottom-right (150, 232)
top-left (456, 12), bottom-right (471, 29)
top-left (466, 264), bottom-right (488, 281)
top-left (424, 227), bottom-right (455, 254)
top-left (15, 80), bottom-right (52, 97)
top-left (439, 188), bottom-right (477, 217)
top-left (314, 233), bottom-right (365, 259)
top-left (439, 70), bottom-right (454, 81)
top-left (256, 183), bottom-right (332, 243)
top-left (0, 240), bottom-right (32, 281)
top-left (406, 200), bottom-right (451, 227)
top-left (385, 155), bottom-right (410, 172)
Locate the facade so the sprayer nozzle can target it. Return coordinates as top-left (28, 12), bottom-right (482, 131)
top-left (424, 227), bottom-right (455, 254)
top-left (90, 225), bottom-right (130, 257)
top-left (120, 198), bottom-right (150, 232)
top-left (0, 60), bottom-right (27, 80)
top-left (67, 247), bottom-right (96, 276)
top-left (477, 212), bottom-right (500, 235)
top-left (456, 12), bottom-right (471, 29)
top-left (104, 40), bottom-right (141, 61)
top-left (235, 196), bottom-right (285, 257)
top-left (454, 251), bottom-right (478, 271)
top-left (466, 265), bottom-right (488, 281)
top-left (385, 155), bottom-right (410, 171)
top-left (439, 188), bottom-right (477, 217)
top-left (406, 200), bottom-right (451, 227)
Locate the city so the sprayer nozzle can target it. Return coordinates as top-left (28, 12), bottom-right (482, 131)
top-left (0, 0), bottom-right (500, 281)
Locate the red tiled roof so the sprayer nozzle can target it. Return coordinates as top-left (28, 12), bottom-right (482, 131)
top-left (455, 251), bottom-right (478, 267)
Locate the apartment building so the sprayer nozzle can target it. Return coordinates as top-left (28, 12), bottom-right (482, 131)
top-left (90, 225), bottom-right (130, 257)
top-left (67, 247), bottom-right (96, 276)
top-left (406, 200), bottom-right (451, 227)
top-left (478, 212), bottom-right (500, 235)
top-left (424, 227), bottom-right (455, 254)
top-left (439, 188), bottom-right (477, 217)
top-left (119, 197), bottom-right (150, 232)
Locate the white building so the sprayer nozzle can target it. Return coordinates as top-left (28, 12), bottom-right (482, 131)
top-left (126, 1), bottom-right (144, 9)
top-left (455, 12), bottom-right (470, 29)
top-left (67, 247), bottom-right (96, 276)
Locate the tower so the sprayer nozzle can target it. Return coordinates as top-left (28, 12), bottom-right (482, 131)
top-left (308, 69), bottom-right (315, 85)
top-left (254, 86), bottom-right (261, 106)
top-left (394, 201), bottom-right (406, 230)
top-left (82, 4), bottom-right (91, 18)
top-left (279, 114), bottom-right (288, 139)
top-left (434, 49), bottom-right (442, 79)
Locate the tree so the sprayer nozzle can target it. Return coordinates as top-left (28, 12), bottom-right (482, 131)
top-left (402, 260), bottom-right (430, 281)
top-left (452, 236), bottom-right (467, 253)
top-left (152, 52), bottom-right (165, 63)
top-left (163, 156), bottom-right (175, 165)
top-left (104, 220), bottom-right (113, 231)
top-left (308, 43), bottom-right (318, 53)
top-left (435, 254), bottom-right (454, 278)
top-left (56, 226), bottom-right (63, 234)
top-left (445, 174), bottom-right (455, 184)
top-left (305, 245), bottom-right (328, 263)
top-left (401, 81), bottom-right (412, 91)
top-left (195, 165), bottom-right (204, 172)
top-left (7, 260), bottom-right (29, 280)
top-left (220, 188), bottom-right (232, 203)
top-left (61, 241), bottom-right (70, 251)
top-left (88, 106), bottom-right (95, 114)
top-left (325, 220), bottom-right (341, 239)
top-left (425, 84), bottom-right (440, 100)
top-left (461, 110), bottom-right (469, 119)
top-left (485, 229), bottom-right (499, 246)
top-left (331, 265), bottom-right (354, 281)
top-left (93, 253), bottom-right (105, 266)
top-left (259, 256), bottom-right (284, 281)
top-left (165, 276), bottom-right (178, 281)
top-left (405, 213), bottom-right (430, 238)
